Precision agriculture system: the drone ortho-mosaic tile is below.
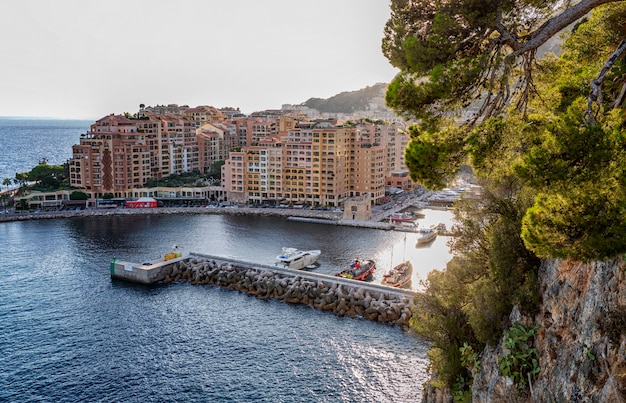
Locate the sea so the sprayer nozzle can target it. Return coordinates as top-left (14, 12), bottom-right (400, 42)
top-left (0, 118), bottom-right (454, 402)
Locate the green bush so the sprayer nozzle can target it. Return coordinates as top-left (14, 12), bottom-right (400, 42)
top-left (498, 322), bottom-right (540, 395)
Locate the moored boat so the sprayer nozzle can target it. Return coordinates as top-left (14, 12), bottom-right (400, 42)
top-left (335, 258), bottom-right (376, 281)
top-left (415, 227), bottom-right (437, 246)
top-left (275, 247), bottom-right (321, 270)
top-left (390, 213), bottom-right (414, 223)
top-left (381, 261), bottom-right (413, 288)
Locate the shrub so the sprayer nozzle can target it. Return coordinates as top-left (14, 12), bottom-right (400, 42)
top-left (499, 322), bottom-right (540, 395)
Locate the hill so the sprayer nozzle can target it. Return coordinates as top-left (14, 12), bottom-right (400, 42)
top-left (300, 83), bottom-right (389, 114)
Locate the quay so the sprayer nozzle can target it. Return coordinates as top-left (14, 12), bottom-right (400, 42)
top-left (111, 252), bottom-right (417, 328)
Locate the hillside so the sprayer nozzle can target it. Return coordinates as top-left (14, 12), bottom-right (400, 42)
top-left (300, 83), bottom-right (389, 114)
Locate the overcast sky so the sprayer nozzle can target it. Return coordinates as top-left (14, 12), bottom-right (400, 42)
top-left (0, 0), bottom-right (398, 119)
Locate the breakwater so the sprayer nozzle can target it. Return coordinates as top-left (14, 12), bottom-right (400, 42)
top-left (112, 253), bottom-right (417, 328)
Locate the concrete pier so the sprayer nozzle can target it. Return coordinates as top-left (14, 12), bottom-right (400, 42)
top-left (110, 252), bottom-right (417, 327)
top-left (110, 254), bottom-right (189, 284)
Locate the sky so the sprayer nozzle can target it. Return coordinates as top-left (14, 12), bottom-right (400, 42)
top-left (0, 0), bottom-right (398, 120)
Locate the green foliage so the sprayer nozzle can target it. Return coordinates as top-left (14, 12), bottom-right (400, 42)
top-left (383, 0), bottom-right (563, 122)
top-left (521, 184), bottom-right (626, 261)
top-left (144, 171), bottom-right (212, 188)
top-left (207, 160), bottom-right (225, 177)
top-left (515, 101), bottom-right (625, 190)
top-left (403, 123), bottom-right (465, 189)
top-left (455, 183), bottom-right (541, 345)
top-left (24, 163), bottom-right (68, 191)
top-left (16, 199), bottom-right (29, 210)
top-left (452, 374), bottom-right (472, 403)
top-left (14, 172), bottom-right (28, 186)
top-left (392, 2), bottom-right (626, 396)
top-left (411, 260), bottom-right (478, 389)
top-left (70, 191), bottom-right (89, 200)
top-left (413, 179), bottom-right (541, 392)
top-left (583, 344), bottom-right (596, 361)
top-left (460, 342), bottom-right (480, 373)
top-left (498, 322), bottom-right (540, 395)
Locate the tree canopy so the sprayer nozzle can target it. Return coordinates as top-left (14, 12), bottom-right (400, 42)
top-left (383, 0), bottom-right (625, 125)
top-left (384, 1), bottom-right (626, 261)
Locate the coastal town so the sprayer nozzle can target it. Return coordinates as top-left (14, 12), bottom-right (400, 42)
top-left (4, 102), bottom-right (423, 217)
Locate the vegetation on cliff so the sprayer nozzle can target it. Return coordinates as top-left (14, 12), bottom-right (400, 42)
top-left (383, 1), bottom-right (626, 398)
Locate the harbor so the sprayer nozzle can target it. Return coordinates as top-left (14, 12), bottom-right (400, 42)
top-left (111, 252), bottom-right (417, 328)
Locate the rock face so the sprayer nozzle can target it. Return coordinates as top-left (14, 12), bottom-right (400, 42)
top-left (471, 258), bottom-right (626, 402)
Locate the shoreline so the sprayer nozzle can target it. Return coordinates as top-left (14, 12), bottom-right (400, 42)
top-left (0, 206), bottom-right (344, 224)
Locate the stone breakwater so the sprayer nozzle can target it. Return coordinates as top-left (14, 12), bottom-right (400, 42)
top-left (161, 256), bottom-right (416, 328)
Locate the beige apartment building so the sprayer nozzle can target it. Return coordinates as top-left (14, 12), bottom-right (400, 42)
top-left (196, 122), bottom-right (236, 174)
top-left (182, 105), bottom-right (227, 127)
top-left (69, 114), bottom-right (200, 198)
top-left (221, 120), bottom-right (409, 208)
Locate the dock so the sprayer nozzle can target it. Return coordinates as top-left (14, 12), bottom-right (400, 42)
top-left (111, 252), bottom-right (417, 327)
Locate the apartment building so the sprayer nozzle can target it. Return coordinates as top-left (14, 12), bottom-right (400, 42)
top-left (221, 120), bottom-right (402, 208)
top-left (69, 115), bottom-right (151, 198)
top-left (182, 105), bottom-right (227, 127)
top-left (222, 151), bottom-right (246, 203)
top-left (197, 122), bottom-right (236, 174)
top-left (157, 114), bottom-right (199, 177)
top-left (69, 113), bottom-right (200, 198)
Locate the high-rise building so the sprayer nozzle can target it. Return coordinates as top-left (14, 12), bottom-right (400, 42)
top-left (69, 113), bottom-right (200, 198)
top-left (220, 120), bottom-right (409, 208)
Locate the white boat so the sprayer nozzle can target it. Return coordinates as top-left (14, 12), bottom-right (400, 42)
top-left (276, 247), bottom-right (321, 270)
top-left (416, 227), bottom-right (437, 246)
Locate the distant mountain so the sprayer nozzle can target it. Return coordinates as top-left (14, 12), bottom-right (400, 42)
top-left (300, 83), bottom-right (389, 114)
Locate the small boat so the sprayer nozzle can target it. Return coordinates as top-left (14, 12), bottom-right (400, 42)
top-left (390, 213), bottom-right (414, 223)
top-left (276, 247), bottom-right (321, 270)
top-left (416, 227), bottom-right (437, 246)
top-left (381, 261), bottom-right (413, 288)
top-left (335, 258), bottom-right (376, 281)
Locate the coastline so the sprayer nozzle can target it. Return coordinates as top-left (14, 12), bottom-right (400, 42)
top-left (0, 206), bottom-right (343, 224)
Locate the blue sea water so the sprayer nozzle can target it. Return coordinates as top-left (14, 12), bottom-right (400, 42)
top-left (0, 215), bottom-right (434, 402)
top-left (0, 120), bottom-right (453, 402)
top-left (0, 117), bottom-right (91, 183)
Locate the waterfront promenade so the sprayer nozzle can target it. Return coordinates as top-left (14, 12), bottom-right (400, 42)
top-left (0, 189), bottom-right (452, 228)
top-left (0, 206), bottom-right (343, 223)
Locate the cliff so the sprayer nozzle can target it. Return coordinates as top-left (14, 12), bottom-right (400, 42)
top-left (471, 258), bottom-right (626, 402)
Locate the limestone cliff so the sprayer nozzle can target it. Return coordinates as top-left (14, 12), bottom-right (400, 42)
top-left (471, 258), bottom-right (626, 402)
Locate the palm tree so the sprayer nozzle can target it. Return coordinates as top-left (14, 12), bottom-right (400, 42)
top-left (2, 177), bottom-right (11, 190)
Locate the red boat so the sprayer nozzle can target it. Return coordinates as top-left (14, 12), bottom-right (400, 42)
top-left (335, 258), bottom-right (376, 281)
top-left (390, 213), bottom-right (414, 223)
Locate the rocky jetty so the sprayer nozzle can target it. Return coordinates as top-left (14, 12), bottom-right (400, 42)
top-left (160, 256), bottom-right (415, 328)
